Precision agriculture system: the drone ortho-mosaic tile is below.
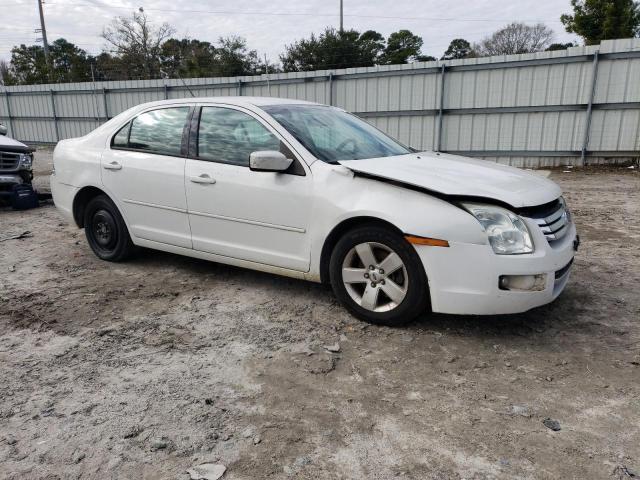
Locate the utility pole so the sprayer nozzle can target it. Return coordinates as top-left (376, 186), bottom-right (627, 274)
top-left (37, 0), bottom-right (50, 65)
top-left (339, 0), bottom-right (343, 32)
top-left (264, 53), bottom-right (271, 96)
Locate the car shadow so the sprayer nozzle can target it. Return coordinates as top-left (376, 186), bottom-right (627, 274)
top-left (126, 247), bottom-right (592, 341)
top-left (409, 284), bottom-right (593, 340)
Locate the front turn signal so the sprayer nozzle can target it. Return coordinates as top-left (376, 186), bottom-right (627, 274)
top-left (405, 235), bottom-right (449, 247)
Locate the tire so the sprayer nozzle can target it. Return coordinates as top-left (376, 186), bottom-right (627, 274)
top-left (329, 224), bottom-right (430, 326)
top-left (83, 194), bottom-right (135, 262)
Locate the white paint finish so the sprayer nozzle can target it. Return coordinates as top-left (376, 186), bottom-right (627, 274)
top-left (101, 149), bottom-right (192, 249)
top-left (185, 159), bottom-right (312, 271)
top-left (339, 151), bottom-right (561, 208)
top-left (416, 221), bottom-right (576, 315)
top-left (51, 96), bottom-right (579, 316)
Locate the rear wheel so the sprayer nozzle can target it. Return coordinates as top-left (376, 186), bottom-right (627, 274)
top-left (84, 195), bottom-right (135, 262)
top-left (329, 225), bottom-right (430, 326)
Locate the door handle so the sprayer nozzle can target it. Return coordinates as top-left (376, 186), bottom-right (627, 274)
top-left (190, 174), bottom-right (216, 184)
top-left (103, 161), bottom-right (122, 171)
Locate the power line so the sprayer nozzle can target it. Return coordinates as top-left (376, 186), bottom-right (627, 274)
top-left (0, 0), bottom-right (566, 24)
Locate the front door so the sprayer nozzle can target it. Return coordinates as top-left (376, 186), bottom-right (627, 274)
top-left (101, 106), bottom-right (192, 248)
top-left (185, 105), bottom-right (312, 271)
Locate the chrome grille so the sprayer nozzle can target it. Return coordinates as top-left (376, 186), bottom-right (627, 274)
top-left (533, 200), bottom-right (570, 242)
top-left (0, 151), bottom-right (20, 171)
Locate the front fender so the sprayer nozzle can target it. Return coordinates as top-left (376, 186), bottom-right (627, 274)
top-left (307, 163), bottom-right (487, 279)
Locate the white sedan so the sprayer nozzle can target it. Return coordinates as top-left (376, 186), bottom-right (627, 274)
top-left (51, 97), bottom-right (578, 325)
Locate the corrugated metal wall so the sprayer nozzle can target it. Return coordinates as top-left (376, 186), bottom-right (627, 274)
top-left (1, 38), bottom-right (639, 167)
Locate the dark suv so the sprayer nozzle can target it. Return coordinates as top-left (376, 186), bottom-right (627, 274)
top-left (0, 123), bottom-right (34, 200)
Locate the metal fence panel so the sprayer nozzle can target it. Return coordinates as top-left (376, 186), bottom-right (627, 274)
top-left (1, 38), bottom-right (639, 167)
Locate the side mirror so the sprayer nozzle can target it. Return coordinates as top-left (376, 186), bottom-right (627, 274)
top-left (249, 150), bottom-right (293, 172)
top-left (0, 124), bottom-right (7, 136)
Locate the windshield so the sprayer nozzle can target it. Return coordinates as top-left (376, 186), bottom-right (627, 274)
top-left (262, 104), bottom-right (411, 163)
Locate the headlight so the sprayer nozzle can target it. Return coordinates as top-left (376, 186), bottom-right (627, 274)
top-left (19, 153), bottom-right (33, 169)
top-left (462, 202), bottom-right (534, 255)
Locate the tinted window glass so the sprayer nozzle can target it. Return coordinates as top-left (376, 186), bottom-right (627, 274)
top-left (112, 122), bottom-right (130, 147)
top-left (128, 107), bottom-right (190, 156)
top-left (198, 107), bottom-right (280, 166)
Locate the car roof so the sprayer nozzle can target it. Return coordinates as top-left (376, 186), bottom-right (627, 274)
top-left (134, 96), bottom-right (323, 110)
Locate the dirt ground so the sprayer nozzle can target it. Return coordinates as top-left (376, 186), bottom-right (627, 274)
top-left (1, 151), bottom-right (639, 479)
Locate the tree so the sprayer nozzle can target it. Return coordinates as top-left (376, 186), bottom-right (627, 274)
top-left (160, 39), bottom-right (216, 78)
top-left (474, 22), bottom-right (554, 56)
top-left (0, 60), bottom-right (11, 85)
top-left (281, 27), bottom-right (384, 72)
top-left (546, 42), bottom-right (577, 51)
top-left (102, 10), bottom-right (174, 79)
top-left (216, 36), bottom-right (264, 76)
top-left (49, 38), bottom-right (93, 83)
top-left (93, 52), bottom-right (125, 81)
top-left (441, 38), bottom-right (474, 60)
top-left (380, 30), bottom-right (425, 64)
top-left (2, 39), bottom-right (93, 85)
top-left (4, 44), bottom-right (47, 85)
top-left (358, 30), bottom-right (386, 64)
top-left (561, 0), bottom-right (640, 45)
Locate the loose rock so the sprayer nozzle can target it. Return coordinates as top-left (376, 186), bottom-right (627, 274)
top-left (186, 463), bottom-right (226, 480)
top-left (323, 343), bottom-right (340, 353)
top-left (543, 418), bottom-right (561, 431)
top-left (151, 438), bottom-right (169, 450)
top-left (123, 425), bottom-right (143, 439)
top-left (509, 405), bottom-right (532, 418)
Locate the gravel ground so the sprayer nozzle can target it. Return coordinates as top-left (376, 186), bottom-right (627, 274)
top-left (0, 151), bottom-right (639, 479)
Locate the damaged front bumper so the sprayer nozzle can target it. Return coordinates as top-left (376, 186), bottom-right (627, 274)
top-left (414, 220), bottom-right (577, 315)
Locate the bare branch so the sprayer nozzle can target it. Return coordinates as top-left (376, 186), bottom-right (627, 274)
top-left (473, 22), bottom-right (554, 56)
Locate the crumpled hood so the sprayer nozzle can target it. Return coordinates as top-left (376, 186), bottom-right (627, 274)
top-left (339, 152), bottom-right (561, 208)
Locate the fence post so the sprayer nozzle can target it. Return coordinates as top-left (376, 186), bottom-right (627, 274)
top-left (581, 51), bottom-right (599, 167)
top-left (50, 89), bottom-right (60, 142)
top-left (328, 73), bottom-right (333, 106)
top-left (102, 88), bottom-right (109, 121)
top-left (436, 64), bottom-right (446, 152)
top-left (164, 84), bottom-right (169, 100)
top-left (237, 80), bottom-right (242, 96)
top-left (2, 92), bottom-right (13, 137)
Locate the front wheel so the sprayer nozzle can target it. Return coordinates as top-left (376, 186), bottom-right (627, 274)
top-left (84, 195), bottom-right (135, 262)
top-left (329, 225), bottom-right (430, 326)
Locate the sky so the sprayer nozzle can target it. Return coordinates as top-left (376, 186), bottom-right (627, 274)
top-left (0, 0), bottom-right (579, 64)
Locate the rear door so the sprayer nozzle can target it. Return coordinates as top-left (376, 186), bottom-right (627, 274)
top-left (184, 105), bottom-right (313, 271)
top-left (101, 106), bottom-right (193, 248)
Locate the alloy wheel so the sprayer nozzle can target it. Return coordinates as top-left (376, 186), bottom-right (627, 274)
top-left (341, 242), bottom-right (408, 312)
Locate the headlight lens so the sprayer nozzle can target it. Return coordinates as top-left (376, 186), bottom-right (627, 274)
top-left (462, 202), bottom-right (534, 255)
top-left (19, 153), bottom-right (33, 169)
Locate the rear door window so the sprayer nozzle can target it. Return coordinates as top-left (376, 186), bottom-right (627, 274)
top-left (112, 122), bottom-right (130, 147)
top-left (123, 107), bottom-right (190, 156)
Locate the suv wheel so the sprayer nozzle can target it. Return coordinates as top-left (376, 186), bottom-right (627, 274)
top-left (84, 195), bottom-right (135, 262)
top-left (329, 225), bottom-right (430, 326)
